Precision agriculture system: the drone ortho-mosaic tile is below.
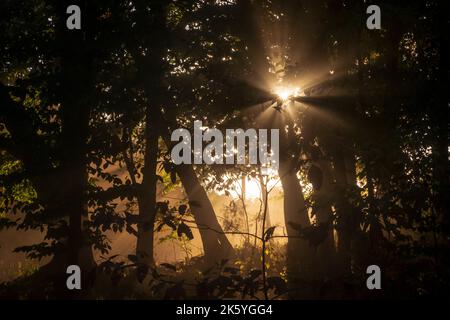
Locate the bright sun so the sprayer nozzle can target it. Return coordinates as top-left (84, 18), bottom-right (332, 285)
top-left (274, 86), bottom-right (301, 101)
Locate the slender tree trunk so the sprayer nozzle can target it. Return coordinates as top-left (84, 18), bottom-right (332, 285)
top-left (176, 164), bottom-right (234, 263)
top-left (58, 0), bottom-right (95, 270)
top-left (132, 1), bottom-right (167, 266)
top-left (239, 176), bottom-right (251, 244)
top-left (135, 108), bottom-right (159, 265)
top-left (258, 173), bottom-right (271, 228)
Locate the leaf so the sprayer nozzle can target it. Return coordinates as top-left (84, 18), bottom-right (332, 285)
top-left (158, 214), bottom-right (176, 231)
top-left (164, 218), bottom-right (177, 230)
top-left (177, 222), bottom-right (193, 240)
top-left (156, 222), bottom-right (165, 232)
top-left (107, 254), bottom-right (120, 261)
top-left (163, 162), bottom-right (172, 174)
top-left (170, 171), bottom-right (177, 184)
top-left (288, 222), bottom-right (331, 247)
top-left (126, 225), bottom-right (138, 236)
top-left (0, 218), bottom-right (17, 231)
top-left (178, 204), bottom-right (187, 215)
top-left (156, 201), bottom-right (169, 215)
top-left (264, 226), bottom-right (276, 241)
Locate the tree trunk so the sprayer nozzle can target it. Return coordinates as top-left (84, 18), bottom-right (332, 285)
top-left (309, 158), bottom-right (336, 278)
top-left (331, 147), bottom-right (353, 276)
top-left (132, 1), bottom-right (167, 266)
top-left (135, 108), bottom-right (159, 265)
top-left (160, 127), bottom-right (233, 263)
top-left (258, 174), bottom-right (271, 228)
top-left (278, 157), bottom-right (313, 279)
top-left (58, 0), bottom-right (95, 270)
top-left (177, 164), bottom-right (234, 263)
